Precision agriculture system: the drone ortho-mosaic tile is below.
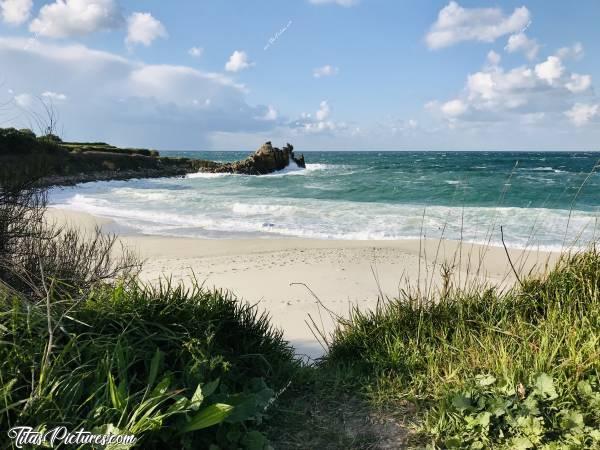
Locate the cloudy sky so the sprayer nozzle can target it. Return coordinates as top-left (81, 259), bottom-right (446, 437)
top-left (0, 0), bottom-right (599, 150)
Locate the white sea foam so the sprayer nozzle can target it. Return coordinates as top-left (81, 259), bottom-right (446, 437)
top-left (186, 172), bottom-right (232, 179)
top-left (50, 187), bottom-right (599, 252)
top-left (47, 160), bottom-right (600, 252)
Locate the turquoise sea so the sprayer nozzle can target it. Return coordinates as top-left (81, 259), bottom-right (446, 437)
top-left (50, 151), bottom-right (600, 250)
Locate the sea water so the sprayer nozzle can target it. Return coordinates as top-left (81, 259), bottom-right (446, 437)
top-left (49, 151), bottom-right (600, 250)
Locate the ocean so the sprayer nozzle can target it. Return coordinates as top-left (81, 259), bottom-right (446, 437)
top-left (49, 151), bottom-right (600, 250)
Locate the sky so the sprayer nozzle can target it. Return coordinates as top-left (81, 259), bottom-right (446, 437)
top-left (0, 0), bottom-right (599, 151)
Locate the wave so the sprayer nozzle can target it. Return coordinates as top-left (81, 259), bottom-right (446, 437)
top-left (185, 161), bottom-right (335, 179)
top-left (186, 172), bottom-right (232, 179)
top-left (50, 190), bottom-right (599, 251)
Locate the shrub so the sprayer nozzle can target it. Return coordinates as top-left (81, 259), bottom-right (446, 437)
top-left (0, 280), bottom-right (297, 449)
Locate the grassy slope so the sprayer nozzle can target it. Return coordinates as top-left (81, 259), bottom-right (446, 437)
top-left (2, 243), bottom-right (598, 448)
top-left (309, 248), bottom-right (600, 448)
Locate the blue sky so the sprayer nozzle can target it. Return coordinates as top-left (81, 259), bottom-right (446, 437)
top-left (0, 0), bottom-right (599, 150)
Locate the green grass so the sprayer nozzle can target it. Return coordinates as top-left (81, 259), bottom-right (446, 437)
top-left (0, 280), bottom-right (298, 449)
top-left (2, 249), bottom-right (598, 448)
top-left (320, 248), bottom-right (600, 448)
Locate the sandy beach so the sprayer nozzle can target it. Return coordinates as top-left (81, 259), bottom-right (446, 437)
top-left (47, 207), bottom-right (559, 359)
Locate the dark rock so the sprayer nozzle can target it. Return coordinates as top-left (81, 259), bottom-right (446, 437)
top-left (204, 142), bottom-right (306, 175)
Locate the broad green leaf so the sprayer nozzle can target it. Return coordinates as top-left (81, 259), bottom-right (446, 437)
top-left (475, 411), bottom-right (491, 429)
top-left (509, 436), bottom-right (534, 449)
top-left (522, 396), bottom-right (540, 415)
top-left (576, 380), bottom-right (592, 397)
top-left (189, 384), bottom-right (204, 411)
top-left (451, 393), bottom-right (472, 412)
top-left (533, 373), bottom-right (558, 400)
top-left (181, 403), bottom-right (233, 433)
top-left (559, 409), bottom-right (584, 430)
top-left (515, 416), bottom-right (544, 440)
top-left (202, 379), bottom-right (220, 398)
top-left (476, 374), bottom-right (496, 387)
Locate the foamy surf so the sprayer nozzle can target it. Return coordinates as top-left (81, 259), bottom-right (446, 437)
top-left (48, 151), bottom-right (600, 250)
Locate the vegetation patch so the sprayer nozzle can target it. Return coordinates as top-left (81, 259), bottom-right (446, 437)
top-left (322, 249), bottom-right (600, 448)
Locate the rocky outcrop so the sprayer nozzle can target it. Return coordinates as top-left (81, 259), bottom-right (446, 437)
top-left (203, 142), bottom-right (305, 175)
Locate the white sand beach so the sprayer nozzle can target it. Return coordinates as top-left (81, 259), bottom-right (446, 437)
top-left (47, 208), bottom-right (559, 359)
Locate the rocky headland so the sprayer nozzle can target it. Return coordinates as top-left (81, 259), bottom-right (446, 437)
top-left (0, 128), bottom-right (305, 187)
top-left (201, 142), bottom-right (305, 175)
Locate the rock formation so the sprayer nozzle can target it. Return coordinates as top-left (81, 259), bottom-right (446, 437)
top-left (203, 142), bottom-right (305, 175)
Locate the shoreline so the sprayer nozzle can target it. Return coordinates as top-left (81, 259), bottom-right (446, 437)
top-left (47, 207), bottom-right (560, 359)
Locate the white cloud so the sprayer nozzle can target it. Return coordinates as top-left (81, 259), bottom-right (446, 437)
top-left (291, 100), bottom-right (346, 134)
top-left (427, 47), bottom-right (596, 129)
top-left (225, 50), bottom-right (253, 72)
top-left (126, 12), bottom-right (167, 47)
top-left (565, 73), bottom-right (592, 93)
top-left (440, 99), bottom-right (467, 117)
top-left (29, 0), bottom-right (122, 38)
top-left (486, 50), bottom-right (501, 66)
top-left (426, 1), bottom-right (530, 50)
top-left (0, 0), bottom-right (32, 25)
top-left (261, 105), bottom-right (278, 121)
top-left (565, 103), bottom-right (599, 126)
top-left (313, 65), bottom-right (339, 78)
top-left (505, 32), bottom-right (539, 60)
top-left (42, 91), bottom-right (67, 101)
top-left (308, 0), bottom-right (358, 6)
top-left (534, 56), bottom-right (564, 85)
top-left (0, 37), bottom-right (276, 148)
top-left (316, 100), bottom-right (330, 120)
top-left (188, 46), bottom-right (203, 57)
top-left (557, 42), bottom-right (584, 60)
top-left (14, 93), bottom-right (33, 108)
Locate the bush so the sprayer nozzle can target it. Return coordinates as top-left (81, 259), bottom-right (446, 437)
top-left (0, 281), bottom-right (297, 449)
top-left (0, 171), bottom-right (139, 298)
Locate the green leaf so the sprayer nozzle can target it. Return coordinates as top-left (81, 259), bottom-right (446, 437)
top-left (576, 380), bottom-right (593, 398)
top-left (150, 376), bottom-right (171, 397)
top-left (147, 348), bottom-right (163, 388)
top-left (509, 436), bottom-right (534, 449)
top-left (475, 411), bottom-right (491, 429)
top-left (241, 430), bottom-right (268, 450)
top-left (559, 409), bottom-right (584, 431)
top-left (476, 374), bottom-right (496, 387)
top-left (181, 403), bottom-right (233, 433)
top-left (451, 393), bottom-right (472, 412)
top-left (107, 372), bottom-right (126, 411)
top-left (533, 373), bottom-right (558, 400)
top-left (202, 379), bottom-right (220, 398)
top-left (515, 416), bottom-right (544, 441)
top-left (189, 384), bottom-right (204, 411)
top-left (166, 396), bottom-right (189, 415)
top-left (521, 396), bottom-right (540, 415)
top-left (225, 394), bottom-right (258, 423)
top-left (444, 437), bottom-right (462, 448)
